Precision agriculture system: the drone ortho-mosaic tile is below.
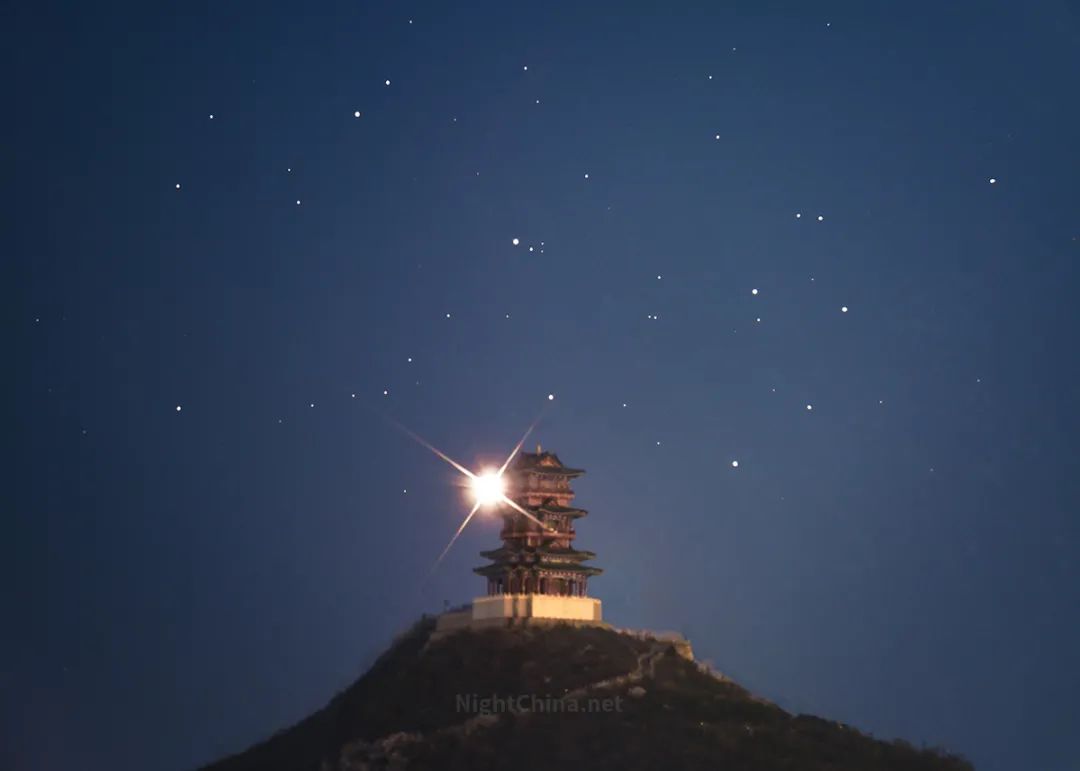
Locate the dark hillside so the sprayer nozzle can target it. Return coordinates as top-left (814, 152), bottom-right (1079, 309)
top-left (200, 619), bottom-right (972, 771)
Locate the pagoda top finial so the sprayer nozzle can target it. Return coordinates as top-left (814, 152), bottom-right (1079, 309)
top-left (513, 448), bottom-right (585, 478)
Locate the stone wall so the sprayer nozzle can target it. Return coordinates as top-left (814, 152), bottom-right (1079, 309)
top-left (612, 627), bottom-right (695, 661)
top-left (433, 607), bottom-right (473, 635)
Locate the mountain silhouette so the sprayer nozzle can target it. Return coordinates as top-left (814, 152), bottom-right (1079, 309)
top-left (199, 617), bottom-right (971, 771)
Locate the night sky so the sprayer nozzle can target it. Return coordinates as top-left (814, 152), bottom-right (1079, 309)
top-left (7, 2), bottom-right (1080, 770)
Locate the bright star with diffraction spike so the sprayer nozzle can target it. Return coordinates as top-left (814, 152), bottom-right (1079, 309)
top-left (385, 402), bottom-right (557, 572)
top-left (470, 470), bottom-right (505, 506)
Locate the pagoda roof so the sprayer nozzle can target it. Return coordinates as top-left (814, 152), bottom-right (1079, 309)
top-left (536, 502), bottom-right (588, 517)
top-left (513, 450), bottom-right (585, 478)
top-left (474, 563), bottom-right (603, 577)
top-left (500, 501), bottom-right (588, 519)
top-left (535, 562), bottom-right (603, 576)
top-left (479, 545), bottom-right (597, 563)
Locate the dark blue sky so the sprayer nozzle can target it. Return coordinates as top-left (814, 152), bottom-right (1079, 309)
top-left (7, 2), bottom-right (1079, 769)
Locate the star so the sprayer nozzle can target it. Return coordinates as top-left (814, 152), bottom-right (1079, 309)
top-left (584, 173), bottom-right (589, 179)
top-left (384, 79), bottom-right (391, 86)
top-left (512, 237), bottom-right (520, 246)
top-left (394, 412), bottom-right (554, 571)
top-left (731, 460), bottom-right (739, 468)
top-left (806, 404), bottom-right (813, 411)
top-left (817, 215), bottom-right (824, 221)
top-left (547, 393), bottom-right (555, 400)
top-left (175, 405), bottom-right (182, 412)
top-left (841, 306), bottom-right (849, 313)
top-left (175, 183), bottom-right (181, 190)
top-left (989, 177), bottom-right (997, 184)
top-left (751, 288), bottom-right (759, 295)
top-left (795, 212), bottom-right (802, 218)
top-left (354, 110), bottom-right (361, 118)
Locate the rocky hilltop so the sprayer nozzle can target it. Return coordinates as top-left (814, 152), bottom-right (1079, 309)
top-left (199, 617), bottom-right (971, 771)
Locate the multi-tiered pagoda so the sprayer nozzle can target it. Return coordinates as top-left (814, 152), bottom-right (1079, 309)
top-left (469, 447), bottom-right (603, 625)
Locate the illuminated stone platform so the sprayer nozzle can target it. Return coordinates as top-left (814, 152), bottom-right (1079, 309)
top-left (433, 595), bottom-right (603, 638)
top-left (473, 593), bottom-right (602, 622)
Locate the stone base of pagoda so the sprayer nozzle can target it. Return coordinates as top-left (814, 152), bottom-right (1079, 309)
top-left (471, 594), bottom-right (602, 623)
top-left (430, 596), bottom-right (605, 640)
